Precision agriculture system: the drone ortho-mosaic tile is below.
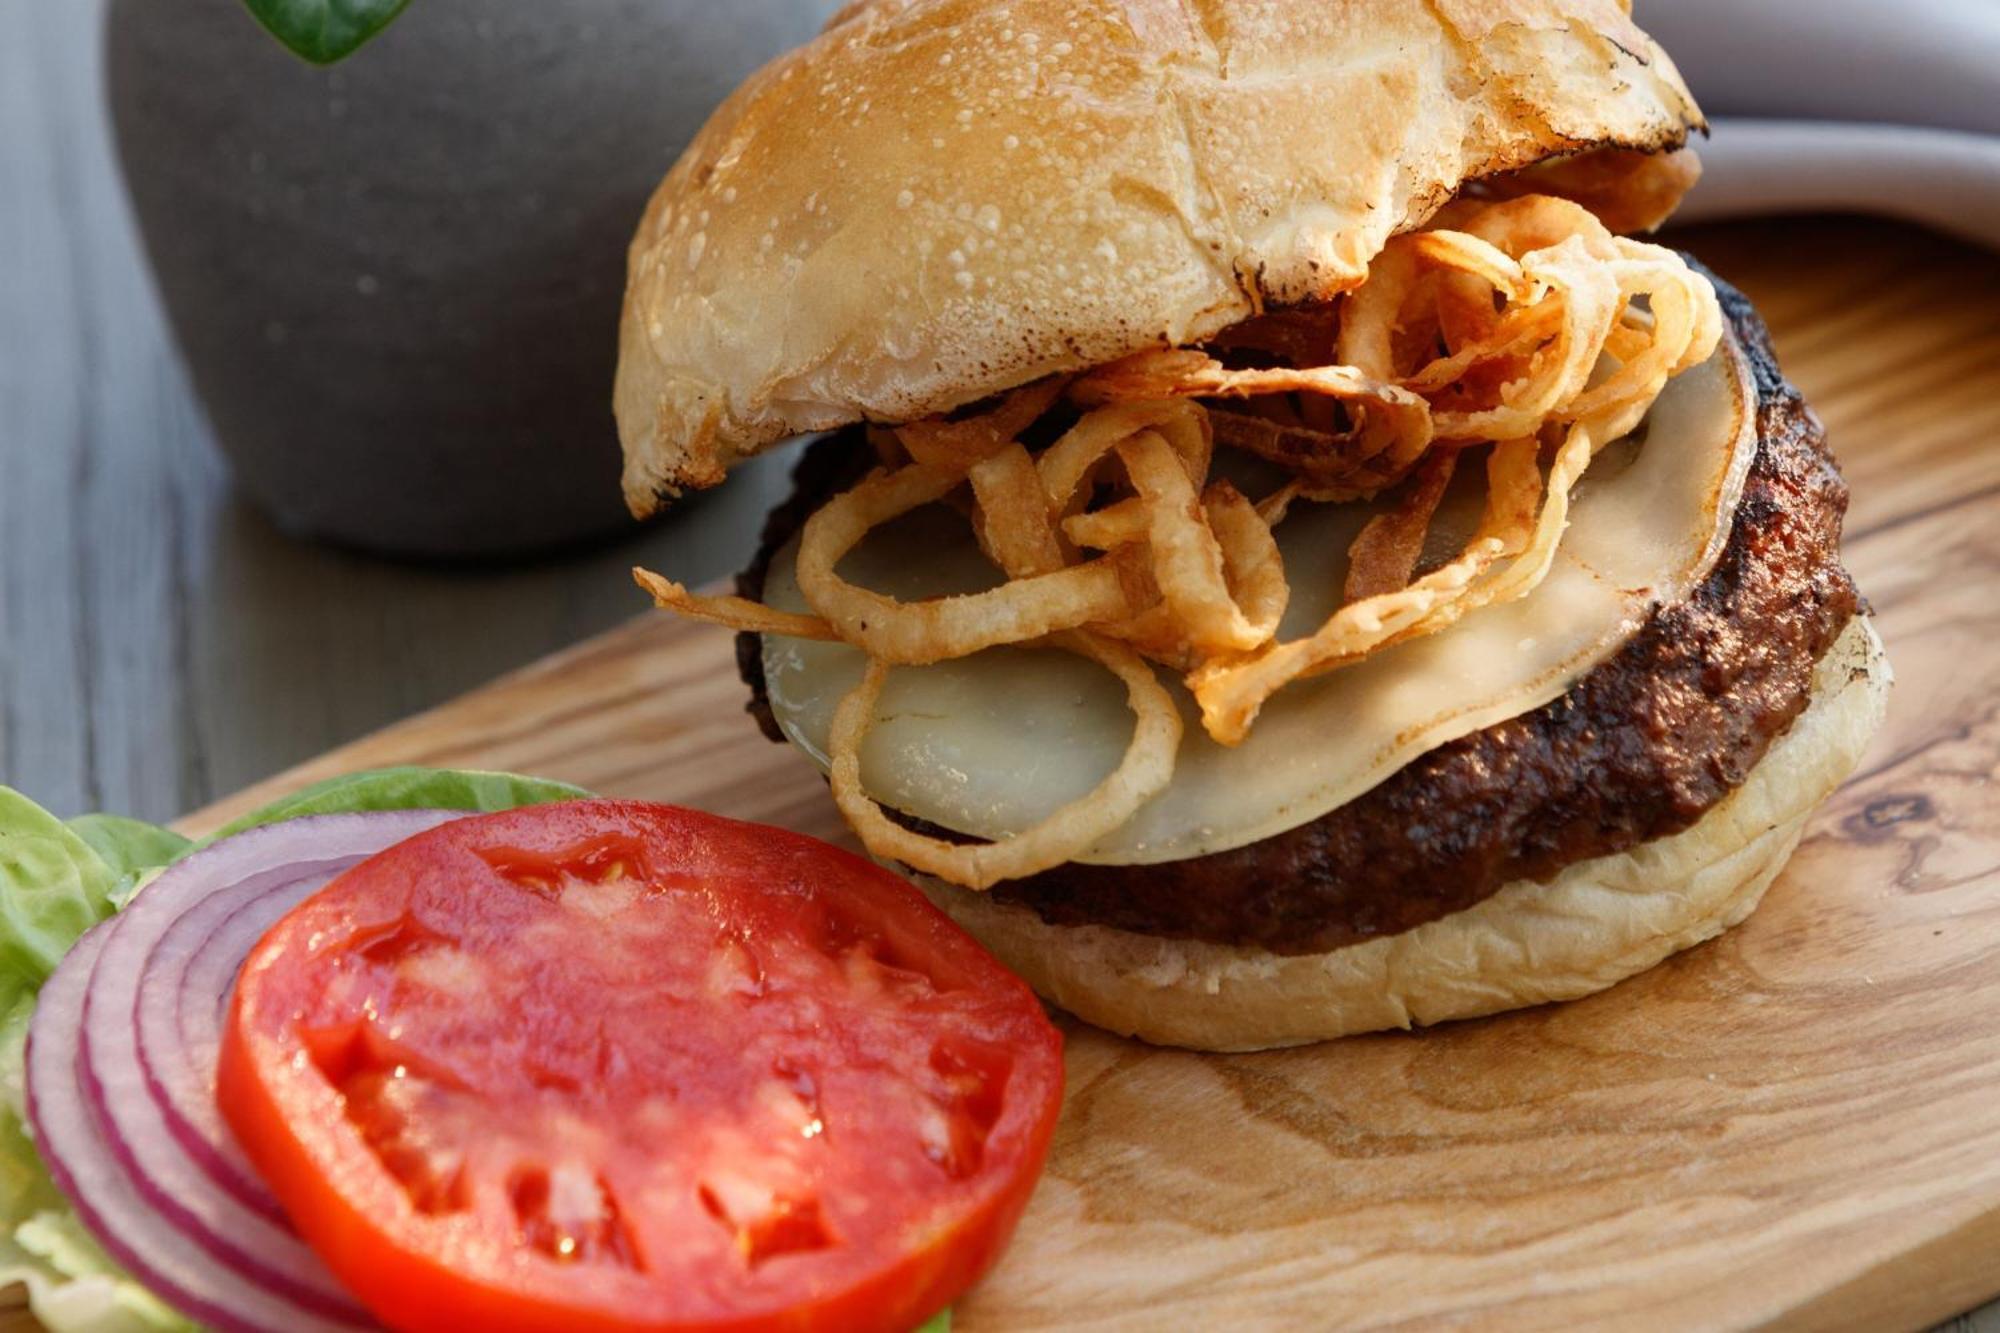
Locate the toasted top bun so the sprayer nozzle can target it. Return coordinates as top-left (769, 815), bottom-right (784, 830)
top-left (615, 0), bottom-right (1704, 514)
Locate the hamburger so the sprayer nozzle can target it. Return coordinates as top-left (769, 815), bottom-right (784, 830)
top-left (614, 0), bottom-right (1890, 1051)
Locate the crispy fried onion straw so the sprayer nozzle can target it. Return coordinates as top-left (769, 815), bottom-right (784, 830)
top-left (1072, 352), bottom-right (1433, 501)
top-left (827, 633), bottom-right (1184, 890)
top-left (636, 194), bottom-right (1722, 886)
top-left (829, 437), bottom-right (1184, 889)
top-left (794, 461), bottom-right (1143, 664)
top-left (634, 568), bottom-right (837, 641)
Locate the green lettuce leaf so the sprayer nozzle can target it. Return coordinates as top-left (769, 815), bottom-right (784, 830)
top-left (63, 817), bottom-right (189, 886)
top-left (0, 993), bottom-right (56, 1221)
top-left (0, 1211), bottom-right (191, 1332)
top-left (915, 1312), bottom-right (953, 1333)
top-left (63, 818), bottom-right (191, 912)
top-left (206, 766), bottom-right (592, 843)
top-left (0, 792), bottom-right (117, 1014)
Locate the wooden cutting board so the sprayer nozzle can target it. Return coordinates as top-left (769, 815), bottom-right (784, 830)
top-left (169, 219), bottom-right (2000, 1331)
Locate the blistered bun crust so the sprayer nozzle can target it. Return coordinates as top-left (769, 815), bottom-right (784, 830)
top-left (915, 619), bottom-right (1891, 1052)
top-left (616, 0), bottom-right (1704, 512)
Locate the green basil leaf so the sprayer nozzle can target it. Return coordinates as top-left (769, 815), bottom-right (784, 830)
top-left (915, 1314), bottom-right (952, 1333)
top-left (239, 0), bottom-right (412, 65)
top-left (206, 766), bottom-right (592, 842)
top-left (0, 792), bottom-right (117, 1010)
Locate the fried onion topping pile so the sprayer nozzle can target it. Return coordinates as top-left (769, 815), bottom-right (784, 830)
top-left (637, 194), bottom-right (1724, 889)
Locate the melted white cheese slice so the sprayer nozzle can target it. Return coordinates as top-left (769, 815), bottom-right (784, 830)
top-left (762, 334), bottom-right (1756, 865)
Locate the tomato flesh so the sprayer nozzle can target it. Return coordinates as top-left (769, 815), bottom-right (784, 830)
top-left (218, 802), bottom-right (1063, 1333)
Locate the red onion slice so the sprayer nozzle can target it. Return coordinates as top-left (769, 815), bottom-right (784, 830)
top-left (86, 879), bottom-right (367, 1313)
top-left (28, 925), bottom-right (368, 1333)
top-left (28, 809), bottom-right (461, 1332)
top-left (137, 883), bottom-right (300, 1223)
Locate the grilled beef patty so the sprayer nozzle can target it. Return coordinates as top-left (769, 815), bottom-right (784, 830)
top-left (735, 270), bottom-right (1860, 955)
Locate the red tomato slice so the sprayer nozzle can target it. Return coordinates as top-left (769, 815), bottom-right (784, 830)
top-left (218, 801), bottom-right (1063, 1333)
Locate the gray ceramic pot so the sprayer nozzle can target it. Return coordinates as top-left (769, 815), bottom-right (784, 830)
top-left (107, 0), bottom-right (835, 557)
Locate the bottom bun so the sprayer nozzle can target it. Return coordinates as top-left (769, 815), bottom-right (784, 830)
top-left (915, 617), bottom-right (1891, 1052)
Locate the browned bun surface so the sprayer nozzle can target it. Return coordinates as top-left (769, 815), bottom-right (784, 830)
top-left (615, 0), bottom-right (1704, 512)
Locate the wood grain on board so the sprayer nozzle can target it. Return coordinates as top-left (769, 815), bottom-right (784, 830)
top-left (157, 221), bottom-right (2000, 1330)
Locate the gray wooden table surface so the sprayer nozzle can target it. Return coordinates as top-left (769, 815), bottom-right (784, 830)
top-left (2, 2), bottom-right (1997, 1329)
